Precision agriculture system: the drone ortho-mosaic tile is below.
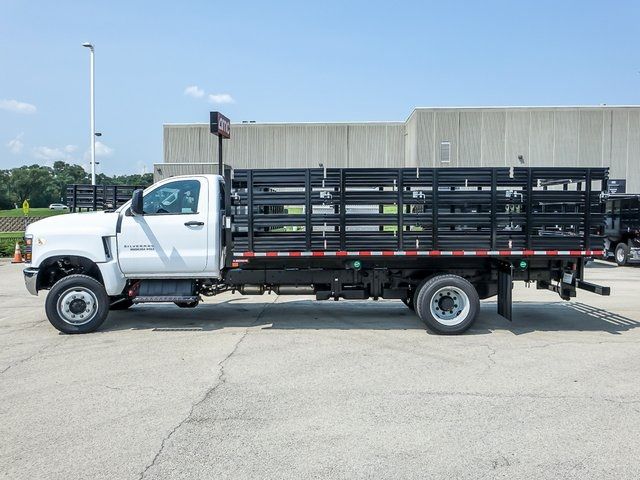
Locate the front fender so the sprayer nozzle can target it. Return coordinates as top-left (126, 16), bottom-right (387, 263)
top-left (29, 238), bottom-right (108, 268)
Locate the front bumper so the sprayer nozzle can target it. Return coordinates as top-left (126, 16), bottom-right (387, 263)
top-left (23, 268), bottom-right (39, 295)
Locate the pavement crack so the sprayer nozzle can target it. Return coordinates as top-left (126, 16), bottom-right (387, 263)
top-left (0, 340), bottom-right (62, 375)
top-left (483, 344), bottom-right (497, 368)
top-left (137, 296), bottom-right (277, 480)
top-left (101, 385), bottom-right (122, 391)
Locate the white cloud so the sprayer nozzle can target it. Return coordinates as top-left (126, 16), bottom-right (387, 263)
top-left (83, 141), bottom-right (114, 162)
top-left (208, 93), bottom-right (235, 104)
top-left (95, 141), bottom-right (113, 157)
top-left (184, 85), bottom-right (205, 98)
top-left (184, 85), bottom-right (236, 105)
top-left (0, 99), bottom-right (37, 114)
top-left (7, 133), bottom-right (24, 154)
top-left (32, 145), bottom-right (78, 161)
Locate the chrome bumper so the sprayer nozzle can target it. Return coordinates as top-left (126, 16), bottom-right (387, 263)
top-left (23, 268), bottom-right (39, 295)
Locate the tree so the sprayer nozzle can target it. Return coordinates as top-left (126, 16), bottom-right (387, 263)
top-left (95, 172), bottom-right (153, 187)
top-left (0, 162), bottom-right (154, 209)
top-left (52, 161), bottom-right (89, 200)
top-left (0, 170), bottom-right (13, 209)
top-left (9, 165), bottom-right (58, 207)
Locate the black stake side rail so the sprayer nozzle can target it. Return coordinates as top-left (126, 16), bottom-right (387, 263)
top-left (230, 167), bottom-right (608, 255)
top-left (66, 184), bottom-right (147, 212)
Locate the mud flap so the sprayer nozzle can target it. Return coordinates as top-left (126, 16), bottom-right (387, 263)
top-left (497, 265), bottom-right (513, 321)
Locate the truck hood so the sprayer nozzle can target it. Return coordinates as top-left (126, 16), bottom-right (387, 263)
top-left (26, 211), bottom-right (120, 237)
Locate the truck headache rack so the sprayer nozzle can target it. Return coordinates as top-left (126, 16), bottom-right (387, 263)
top-left (230, 167), bottom-right (608, 256)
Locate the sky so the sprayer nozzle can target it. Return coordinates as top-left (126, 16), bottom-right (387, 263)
top-left (1, 0), bottom-right (638, 174)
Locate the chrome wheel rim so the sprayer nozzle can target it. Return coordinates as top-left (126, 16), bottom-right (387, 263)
top-left (616, 248), bottom-right (625, 263)
top-left (57, 287), bottom-right (98, 326)
top-left (429, 286), bottom-right (470, 326)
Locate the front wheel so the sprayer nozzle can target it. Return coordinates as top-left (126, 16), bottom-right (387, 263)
top-left (45, 274), bottom-right (110, 334)
top-left (414, 274), bottom-right (480, 335)
top-left (615, 243), bottom-right (629, 266)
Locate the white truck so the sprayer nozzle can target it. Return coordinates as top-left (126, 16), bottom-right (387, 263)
top-left (23, 167), bottom-right (609, 334)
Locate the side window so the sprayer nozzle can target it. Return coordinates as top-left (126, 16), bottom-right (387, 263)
top-left (142, 180), bottom-right (201, 215)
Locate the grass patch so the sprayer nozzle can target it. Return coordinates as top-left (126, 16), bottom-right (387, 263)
top-left (0, 231), bottom-right (24, 239)
top-left (0, 207), bottom-right (67, 218)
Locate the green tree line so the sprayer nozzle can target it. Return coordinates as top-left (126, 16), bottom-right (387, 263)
top-left (0, 161), bottom-right (153, 209)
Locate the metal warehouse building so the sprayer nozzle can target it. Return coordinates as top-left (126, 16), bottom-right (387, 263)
top-left (157, 105), bottom-right (640, 191)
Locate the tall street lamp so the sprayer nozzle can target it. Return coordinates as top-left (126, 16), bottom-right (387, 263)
top-left (82, 42), bottom-right (96, 185)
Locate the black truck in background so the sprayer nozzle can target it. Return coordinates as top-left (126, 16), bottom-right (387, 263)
top-left (605, 194), bottom-right (640, 265)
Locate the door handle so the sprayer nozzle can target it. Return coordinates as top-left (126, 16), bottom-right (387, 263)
top-left (184, 221), bottom-right (205, 227)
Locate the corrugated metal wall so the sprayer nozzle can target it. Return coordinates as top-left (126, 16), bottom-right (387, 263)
top-left (407, 107), bottom-right (640, 191)
top-left (160, 107), bottom-right (640, 190)
top-left (163, 122), bottom-right (404, 170)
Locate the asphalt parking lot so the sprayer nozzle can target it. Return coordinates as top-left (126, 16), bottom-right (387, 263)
top-left (1, 259), bottom-right (639, 479)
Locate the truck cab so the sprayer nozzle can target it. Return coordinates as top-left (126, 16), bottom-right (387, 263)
top-left (24, 175), bottom-right (226, 332)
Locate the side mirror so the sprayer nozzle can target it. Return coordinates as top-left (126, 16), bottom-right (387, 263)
top-left (131, 189), bottom-right (144, 216)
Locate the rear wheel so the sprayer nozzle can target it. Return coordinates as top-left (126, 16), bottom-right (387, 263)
top-left (615, 243), bottom-right (629, 266)
top-left (414, 274), bottom-right (480, 335)
top-left (45, 274), bottom-right (110, 334)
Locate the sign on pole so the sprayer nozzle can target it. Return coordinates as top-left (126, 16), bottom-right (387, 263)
top-left (210, 112), bottom-right (231, 139)
top-left (210, 112), bottom-right (231, 176)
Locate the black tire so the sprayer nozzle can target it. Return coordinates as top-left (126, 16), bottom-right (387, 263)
top-left (414, 274), bottom-right (480, 335)
top-left (401, 296), bottom-right (415, 311)
top-left (175, 300), bottom-right (199, 308)
top-left (45, 274), bottom-right (110, 334)
top-left (615, 243), bottom-right (629, 266)
top-left (109, 297), bottom-right (134, 310)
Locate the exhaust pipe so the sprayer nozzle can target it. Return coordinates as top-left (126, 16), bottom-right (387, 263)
top-left (238, 285), bottom-right (315, 295)
top-left (273, 285), bottom-right (315, 295)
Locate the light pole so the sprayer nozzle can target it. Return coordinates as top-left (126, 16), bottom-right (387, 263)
top-left (82, 42), bottom-right (96, 185)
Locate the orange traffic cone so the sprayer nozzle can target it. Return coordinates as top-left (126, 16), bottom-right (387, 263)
top-left (11, 242), bottom-right (23, 263)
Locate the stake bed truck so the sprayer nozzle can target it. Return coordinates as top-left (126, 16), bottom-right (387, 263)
top-left (604, 194), bottom-right (640, 265)
top-left (23, 167), bottom-right (610, 334)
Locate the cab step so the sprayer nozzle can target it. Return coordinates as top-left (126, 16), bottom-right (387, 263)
top-left (132, 295), bottom-right (199, 304)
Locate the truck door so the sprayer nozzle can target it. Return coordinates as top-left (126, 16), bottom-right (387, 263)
top-left (117, 178), bottom-right (209, 275)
